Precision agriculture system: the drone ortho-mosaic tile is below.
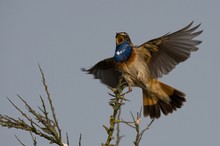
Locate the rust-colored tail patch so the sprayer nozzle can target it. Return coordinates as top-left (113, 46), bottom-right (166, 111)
top-left (143, 82), bottom-right (186, 119)
top-left (143, 92), bottom-right (160, 118)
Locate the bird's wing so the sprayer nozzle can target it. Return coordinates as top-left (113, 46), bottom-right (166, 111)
top-left (82, 57), bottom-right (122, 88)
top-left (139, 22), bottom-right (203, 78)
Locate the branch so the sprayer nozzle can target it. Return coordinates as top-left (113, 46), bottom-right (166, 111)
top-left (115, 107), bottom-right (124, 146)
top-left (30, 132), bottom-right (37, 146)
top-left (121, 108), bottom-right (155, 146)
top-left (79, 133), bottom-right (82, 146)
top-left (102, 80), bottom-right (127, 146)
top-left (15, 132), bottom-right (37, 146)
top-left (38, 64), bottom-right (62, 144)
top-left (0, 65), bottom-right (68, 146)
top-left (102, 77), bottom-right (155, 146)
top-left (15, 135), bottom-right (26, 146)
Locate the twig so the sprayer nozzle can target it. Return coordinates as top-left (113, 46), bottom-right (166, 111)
top-left (38, 64), bottom-right (62, 144)
top-left (79, 133), bottom-right (82, 146)
top-left (14, 132), bottom-right (37, 146)
top-left (15, 135), bottom-right (26, 146)
top-left (115, 107), bottom-right (124, 146)
top-left (66, 132), bottom-right (70, 146)
top-left (122, 108), bottom-right (155, 146)
top-left (139, 118), bottom-right (155, 138)
top-left (30, 132), bottom-right (37, 146)
top-left (103, 81), bottom-right (127, 146)
top-left (0, 65), bottom-right (66, 146)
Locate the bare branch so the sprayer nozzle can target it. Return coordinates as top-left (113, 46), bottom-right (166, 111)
top-left (14, 132), bottom-right (37, 146)
top-left (0, 65), bottom-right (67, 146)
top-left (38, 64), bottom-right (62, 142)
top-left (79, 133), bottom-right (82, 146)
top-left (66, 132), bottom-right (69, 146)
top-left (103, 80), bottom-right (128, 146)
top-left (115, 107), bottom-right (124, 146)
top-left (15, 135), bottom-right (26, 146)
top-left (126, 109), bottom-right (155, 146)
top-left (30, 132), bottom-right (37, 146)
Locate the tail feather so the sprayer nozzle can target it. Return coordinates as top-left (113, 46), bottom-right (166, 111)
top-left (169, 90), bottom-right (186, 110)
top-left (143, 81), bottom-right (186, 119)
top-left (143, 96), bottom-right (161, 118)
top-left (158, 101), bottom-right (173, 115)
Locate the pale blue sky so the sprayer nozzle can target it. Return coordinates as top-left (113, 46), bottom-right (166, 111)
top-left (0, 0), bottom-right (219, 146)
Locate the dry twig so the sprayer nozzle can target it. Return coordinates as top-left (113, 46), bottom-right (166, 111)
top-left (0, 65), bottom-right (67, 146)
top-left (121, 108), bottom-right (155, 146)
top-left (102, 80), bottom-right (127, 146)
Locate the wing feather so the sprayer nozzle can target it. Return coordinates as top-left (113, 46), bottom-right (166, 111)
top-left (82, 57), bottom-right (122, 88)
top-left (139, 22), bottom-right (203, 78)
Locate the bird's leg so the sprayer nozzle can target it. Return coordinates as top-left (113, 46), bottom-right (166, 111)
top-left (107, 86), bottom-right (117, 97)
top-left (117, 76), bottom-right (128, 88)
top-left (121, 84), bottom-right (132, 96)
top-left (108, 76), bottom-right (131, 100)
top-left (117, 75), bottom-right (132, 96)
top-left (107, 78), bottom-right (126, 98)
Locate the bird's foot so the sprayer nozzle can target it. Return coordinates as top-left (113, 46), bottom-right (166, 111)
top-left (121, 86), bottom-right (132, 96)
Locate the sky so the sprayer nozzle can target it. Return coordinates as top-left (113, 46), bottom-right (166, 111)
top-left (0, 0), bottom-right (219, 146)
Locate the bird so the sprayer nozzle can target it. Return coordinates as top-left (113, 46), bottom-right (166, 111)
top-left (82, 22), bottom-right (203, 119)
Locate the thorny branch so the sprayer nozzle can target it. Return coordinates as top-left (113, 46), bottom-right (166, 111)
top-left (102, 80), bottom-right (127, 146)
top-left (0, 65), bottom-right (155, 146)
top-left (115, 107), bottom-right (124, 146)
top-left (102, 77), bottom-right (154, 146)
top-left (15, 132), bottom-right (37, 146)
top-left (0, 65), bottom-right (68, 146)
top-left (15, 135), bottom-right (26, 146)
top-left (121, 109), bottom-right (155, 146)
top-left (103, 78), bottom-right (155, 146)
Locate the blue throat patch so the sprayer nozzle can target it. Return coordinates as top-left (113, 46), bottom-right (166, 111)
top-left (114, 41), bottom-right (132, 62)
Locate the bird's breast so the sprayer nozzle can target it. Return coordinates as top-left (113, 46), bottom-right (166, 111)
top-left (114, 49), bottom-right (151, 89)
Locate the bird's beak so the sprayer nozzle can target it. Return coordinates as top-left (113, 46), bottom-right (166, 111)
top-left (116, 34), bottom-right (124, 44)
top-left (116, 32), bottom-right (120, 38)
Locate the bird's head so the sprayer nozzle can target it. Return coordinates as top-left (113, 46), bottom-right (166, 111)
top-left (115, 32), bottom-right (132, 46)
top-left (114, 32), bottom-right (133, 62)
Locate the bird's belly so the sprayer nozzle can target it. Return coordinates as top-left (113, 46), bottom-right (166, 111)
top-left (121, 60), bottom-right (151, 90)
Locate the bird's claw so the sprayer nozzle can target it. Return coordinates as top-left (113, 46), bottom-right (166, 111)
top-left (121, 87), bottom-right (132, 96)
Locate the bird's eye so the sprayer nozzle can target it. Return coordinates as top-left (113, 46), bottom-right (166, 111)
top-left (116, 35), bottom-right (124, 44)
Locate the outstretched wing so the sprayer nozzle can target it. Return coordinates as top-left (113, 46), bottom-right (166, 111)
top-left (82, 57), bottom-right (122, 88)
top-left (139, 22), bottom-right (203, 78)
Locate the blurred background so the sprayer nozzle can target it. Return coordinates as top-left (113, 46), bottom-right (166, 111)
top-left (0, 0), bottom-right (219, 146)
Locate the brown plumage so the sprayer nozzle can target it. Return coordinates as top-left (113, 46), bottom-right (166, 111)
top-left (83, 22), bottom-right (202, 119)
top-left (142, 81), bottom-right (186, 118)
